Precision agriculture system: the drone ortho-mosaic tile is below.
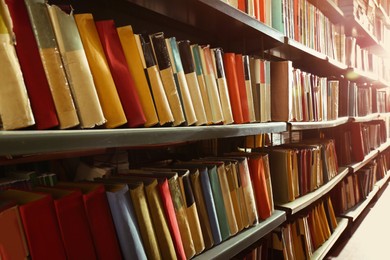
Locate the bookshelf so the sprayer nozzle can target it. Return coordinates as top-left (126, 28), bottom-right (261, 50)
top-left (1, 0), bottom-right (390, 259)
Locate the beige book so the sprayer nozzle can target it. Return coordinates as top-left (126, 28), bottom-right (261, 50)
top-left (134, 34), bottom-right (173, 125)
top-left (243, 55), bottom-right (256, 122)
top-left (25, 0), bottom-right (79, 129)
top-left (149, 32), bottom-right (185, 126)
top-left (199, 45), bottom-right (224, 124)
top-left (166, 37), bottom-right (197, 126)
top-left (0, 3), bottom-right (34, 130)
top-left (190, 44), bottom-right (213, 124)
top-left (47, 5), bottom-right (105, 128)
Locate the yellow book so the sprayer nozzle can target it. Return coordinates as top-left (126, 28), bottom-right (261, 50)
top-left (47, 4), bottom-right (106, 128)
top-left (0, 1), bottom-right (34, 130)
top-left (117, 26), bottom-right (159, 127)
top-left (129, 182), bottom-right (162, 260)
top-left (25, 0), bottom-right (79, 129)
top-left (74, 13), bottom-right (127, 128)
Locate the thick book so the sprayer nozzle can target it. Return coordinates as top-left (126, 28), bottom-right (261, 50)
top-left (0, 200), bottom-right (29, 259)
top-left (0, 189), bottom-right (67, 260)
top-left (0, 2), bottom-right (34, 130)
top-left (47, 4), bottom-right (106, 128)
top-left (199, 45), bottom-right (225, 124)
top-left (55, 182), bottom-right (122, 260)
top-left (24, 0), bottom-right (79, 129)
top-left (150, 32), bottom-right (186, 126)
top-left (191, 43), bottom-right (213, 124)
top-left (213, 48), bottom-right (234, 124)
top-left (166, 37), bottom-right (198, 126)
top-left (32, 186), bottom-right (97, 260)
top-left (74, 13), bottom-right (127, 129)
top-left (178, 40), bottom-right (208, 126)
top-left (223, 52), bottom-right (244, 123)
top-left (117, 25), bottom-right (159, 127)
top-left (5, 0), bottom-right (58, 129)
top-left (138, 34), bottom-right (174, 126)
top-left (95, 20), bottom-right (146, 128)
top-left (271, 61), bottom-right (294, 122)
top-left (103, 183), bottom-right (147, 260)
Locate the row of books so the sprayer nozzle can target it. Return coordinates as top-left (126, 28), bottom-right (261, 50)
top-left (325, 120), bottom-right (387, 165)
top-left (254, 139), bottom-right (339, 204)
top-left (1, 0), bottom-right (279, 131)
top-left (345, 36), bottom-right (390, 82)
top-left (270, 197), bottom-right (338, 259)
top-left (0, 153), bottom-right (275, 260)
top-left (271, 61), bottom-right (340, 122)
top-left (332, 153), bottom-right (389, 214)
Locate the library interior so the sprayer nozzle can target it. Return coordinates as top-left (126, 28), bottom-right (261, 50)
top-left (0, 0), bottom-right (390, 259)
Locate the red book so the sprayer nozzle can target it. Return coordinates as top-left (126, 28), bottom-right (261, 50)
top-left (33, 187), bottom-right (97, 260)
top-left (158, 179), bottom-right (187, 260)
top-left (235, 54), bottom-right (250, 123)
top-left (5, 0), bottom-right (58, 129)
top-left (259, 0), bottom-right (266, 23)
top-left (0, 189), bottom-right (66, 260)
top-left (247, 154), bottom-right (272, 220)
top-left (223, 53), bottom-right (244, 124)
top-left (254, 0), bottom-right (260, 21)
top-left (237, 0), bottom-right (246, 12)
top-left (350, 122), bottom-right (365, 162)
top-left (55, 182), bottom-right (122, 260)
top-left (95, 20), bottom-right (146, 128)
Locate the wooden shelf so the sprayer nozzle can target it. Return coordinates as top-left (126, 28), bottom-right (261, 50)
top-left (311, 218), bottom-right (349, 260)
top-left (0, 123), bottom-right (287, 156)
top-left (193, 210), bottom-right (286, 260)
top-left (289, 117), bottom-right (350, 131)
top-left (277, 167), bottom-right (349, 215)
top-left (349, 113), bottom-right (380, 123)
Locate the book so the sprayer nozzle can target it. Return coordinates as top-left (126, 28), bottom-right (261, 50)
top-left (199, 45), bottom-right (224, 124)
top-left (5, 0), bottom-right (58, 129)
top-left (32, 186), bottom-right (97, 260)
top-left (24, 0), bottom-right (79, 129)
top-left (47, 4), bottom-right (106, 128)
top-left (191, 43), bottom-right (213, 124)
top-left (249, 57), bottom-right (261, 122)
top-left (213, 47), bottom-right (234, 124)
top-left (104, 183), bottom-right (147, 260)
top-left (117, 25), bottom-right (159, 127)
top-left (243, 55), bottom-right (256, 122)
top-left (0, 200), bottom-right (29, 259)
top-left (235, 54), bottom-right (250, 123)
top-left (0, 189), bottom-right (67, 260)
top-left (150, 32), bottom-right (186, 126)
top-left (74, 13), bottom-right (127, 129)
top-left (178, 40), bottom-right (208, 126)
top-left (55, 182), bottom-right (122, 260)
top-left (223, 52), bottom-right (244, 124)
top-left (166, 37), bottom-right (197, 126)
top-left (271, 61), bottom-right (294, 122)
top-left (0, 1), bottom-right (34, 130)
top-left (95, 19), bottom-right (146, 128)
top-left (138, 34), bottom-right (174, 126)
top-left (271, 0), bottom-right (285, 33)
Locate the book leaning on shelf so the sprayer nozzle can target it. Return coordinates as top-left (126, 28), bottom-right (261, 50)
top-left (0, 0), bottom-right (34, 130)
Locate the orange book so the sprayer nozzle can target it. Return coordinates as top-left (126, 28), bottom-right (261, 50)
top-left (235, 54), bottom-right (250, 123)
top-left (238, 0), bottom-right (246, 12)
top-left (223, 53), bottom-right (244, 124)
